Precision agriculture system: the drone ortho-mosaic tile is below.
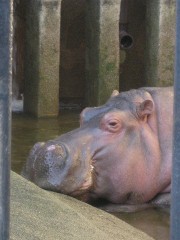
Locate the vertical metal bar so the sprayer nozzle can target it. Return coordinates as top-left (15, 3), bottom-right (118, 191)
top-left (0, 0), bottom-right (13, 239)
top-left (171, 1), bottom-right (180, 239)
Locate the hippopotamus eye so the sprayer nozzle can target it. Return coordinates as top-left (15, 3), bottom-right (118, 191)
top-left (107, 120), bottom-right (121, 132)
top-left (100, 114), bottom-right (122, 133)
top-left (108, 121), bottom-right (118, 127)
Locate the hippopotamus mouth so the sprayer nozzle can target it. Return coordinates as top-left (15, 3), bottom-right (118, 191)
top-left (70, 163), bottom-right (95, 201)
top-left (67, 153), bottom-right (96, 201)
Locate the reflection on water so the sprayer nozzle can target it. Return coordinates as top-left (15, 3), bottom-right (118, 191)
top-left (11, 112), bottom-right (170, 240)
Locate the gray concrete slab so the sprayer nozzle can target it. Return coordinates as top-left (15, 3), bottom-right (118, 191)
top-left (10, 171), bottom-right (154, 240)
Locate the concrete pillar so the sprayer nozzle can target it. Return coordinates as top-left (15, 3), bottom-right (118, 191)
top-left (24, 0), bottom-right (61, 117)
top-left (86, 0), bottom-right (121, 106)
top-left (146, 0), bottom-right (176, 87)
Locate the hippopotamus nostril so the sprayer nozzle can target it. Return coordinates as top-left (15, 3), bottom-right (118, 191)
top-left (44, 143), bottom-right (68, 170)
top-left (47, 144), bottom-right (67, 159)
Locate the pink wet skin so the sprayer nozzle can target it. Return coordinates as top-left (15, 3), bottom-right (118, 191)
top-left (22, 87), bottom-right (173, 205)
top-left (79, 87), bottom-right (172, 204)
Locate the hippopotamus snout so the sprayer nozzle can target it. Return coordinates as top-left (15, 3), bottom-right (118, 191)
top-left (22, 137), bottom-right (93, 199)
top-left (22, 142), bottom-right (69, 186)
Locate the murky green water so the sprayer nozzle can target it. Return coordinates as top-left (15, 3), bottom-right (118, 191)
top-left (11, 111), bottom-right (80, 173)
top-left (11, 111), bottom-right (170, 240)
top-left (113, 208), bottom-right (170, 240)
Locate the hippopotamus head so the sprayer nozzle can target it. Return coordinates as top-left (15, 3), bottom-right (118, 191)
top-left (22, 88), bottom-right (172, 204)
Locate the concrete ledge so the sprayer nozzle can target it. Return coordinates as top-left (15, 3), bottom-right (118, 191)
top-left (10, 171), bottom-right (154, 240)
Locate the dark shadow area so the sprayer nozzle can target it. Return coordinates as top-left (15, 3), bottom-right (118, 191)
top-left (59, 0), bottom-right (86, 110)
top-left (13, 0), bottom-right (25, 100)
top-left (119, 0), bottom-right (146, 91)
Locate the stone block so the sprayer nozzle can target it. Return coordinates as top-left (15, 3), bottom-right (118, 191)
top-left (146, 0), bottom-right (176, 87)
top-left (24, 0), bottom-right (61, 117)
top-left (86, 0), bottom-right (121, 106)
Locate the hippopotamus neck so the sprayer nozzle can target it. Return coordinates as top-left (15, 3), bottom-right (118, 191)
top-left (145, 87), bottom-right (173, 190)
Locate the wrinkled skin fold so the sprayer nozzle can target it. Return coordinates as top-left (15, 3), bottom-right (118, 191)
top-left (22, 87), bottom-right (173, 208)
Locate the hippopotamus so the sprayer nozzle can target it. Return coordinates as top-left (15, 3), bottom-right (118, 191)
top-left (22, 87), bottom-right (173, 208)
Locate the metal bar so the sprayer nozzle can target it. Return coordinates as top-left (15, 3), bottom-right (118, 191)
top-left (171, 1), bottom-right (180, 239)
top-left (0, 0), bottom-right (13, 239)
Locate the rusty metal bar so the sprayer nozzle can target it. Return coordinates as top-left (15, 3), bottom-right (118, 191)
top-left (171, 1), bottom-right (180, 239)
top-left (0, 0), bottom-right (13, 239)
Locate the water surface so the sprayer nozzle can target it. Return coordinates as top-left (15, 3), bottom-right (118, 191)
top-left (12, 111), bottom-right (79, 173)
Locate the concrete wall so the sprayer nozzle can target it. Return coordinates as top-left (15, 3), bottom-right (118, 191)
top-left (13, 0), bottom-right (176, 117)
top-left (86, 0), bottom-right (121, 106)
top-left (146, 0), bottom-right (176, 87)
top-left (23, 0), bottom-right (61, 117)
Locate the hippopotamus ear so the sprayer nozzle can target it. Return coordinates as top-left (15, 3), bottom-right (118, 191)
top-left (136, 100), bottom-right (154, 120)
top-left (111, 90), bottom-right (119, 97)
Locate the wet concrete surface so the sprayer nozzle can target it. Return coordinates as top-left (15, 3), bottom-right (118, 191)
top-left (11, 110), bottom-right (170, 240)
